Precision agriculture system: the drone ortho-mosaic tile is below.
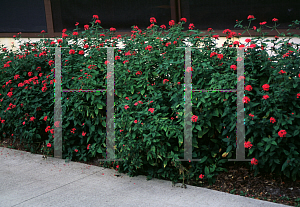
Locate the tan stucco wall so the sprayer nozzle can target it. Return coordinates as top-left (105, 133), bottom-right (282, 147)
top-left (1, 36), bottom-right (300, 78)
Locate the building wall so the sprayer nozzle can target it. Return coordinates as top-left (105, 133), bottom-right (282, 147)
top-left (1, 36), bottom-right (300, 78)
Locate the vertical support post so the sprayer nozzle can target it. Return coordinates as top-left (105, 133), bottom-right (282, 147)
top-left (54, 47), bottom-right (63, 159)
top-left (98, 47), bottom-right (122, 161)
top-left (228, 48), bottom-right (250, 162)
top-left (176, 46), bottom-right (201, 162)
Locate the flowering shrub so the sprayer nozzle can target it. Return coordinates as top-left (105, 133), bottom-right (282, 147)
top-left (0, 15), bottom-right (300, 185)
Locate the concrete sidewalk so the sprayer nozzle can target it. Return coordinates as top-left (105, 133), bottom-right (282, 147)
top-left (0, 147), bottom-right (289, 207)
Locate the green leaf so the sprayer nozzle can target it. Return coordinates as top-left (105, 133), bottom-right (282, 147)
top-left (199, 156), bottom-right (207, 163)
top-left (97, 103), bottom-right (102, 109)
top-left (274, 159), bottom-right (280, 164)
top-left (216, 123), bottom-right (222, 133)
top-left (130, 85), bottom-right (134, 94)
top-left (271, 141), bottom-right (277, 145)
top-left (210, 164), bottom-right (216, 173)
top-left (178, 135), bottom-right (183, 147)
top-left (226, 145), bottom-right (232, 153)
top-left (205, 166), bottom-right (210, 175)
top-left (207, 121), bottom-right (211, 127)
top-left (288, 47), bottom-right (297, 52)
top-left (293, 130), bottom-right (299, 136)
top-left (281, 160), bottom-right (288, 171)
top-left (262, 138), bottom-right (269, 142)
top-left (212, 108), bottom-right (219, 117)
top-left (265, 144), bottom-right (271, 152)
top-left (141, 90), bottom-right (145, 95)
top-left (97, 147), bottom-right (103, 153)
top-left (163, 159), bottom-right (168, 168)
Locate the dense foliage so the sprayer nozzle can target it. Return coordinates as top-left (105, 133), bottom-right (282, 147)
top-left (1, 15), bottom-right (300, 185)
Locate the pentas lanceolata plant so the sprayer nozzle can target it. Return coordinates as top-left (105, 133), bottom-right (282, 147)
top-left (0, 14), bottom-right (300, 185)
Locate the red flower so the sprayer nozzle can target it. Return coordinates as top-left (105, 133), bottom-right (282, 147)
top-left (163, 79), bottom-right (169, 84)
top-left (199, 174), bottom-right (204, 179)
top-left (180, 18), bottom-right (187, 22)
top-left (230, 65), bottom-right (237, 71)
top-left (95, 20), bottom-right (101, 24)
top-left (192, 115), bottom-right (198, 122)
top-left (189, 23), bottom-right (195, 30)
top-left (84, 25), bottom-right (89, 30)
top-left (93, 15), bottom-right (99, 19)
top-left (245, 38), bottom-right (251, 43)
top-left (110, 27), bottom-right (116, 32)
top-left (270, 117), bottom-right (276, 123)
top-left (262, 95), bottom-right (269, 100)
top-left (73, 32), bottom-right (78, 36)
top-left (75, 22), bottom-right (79, 26)
top-left (150, 17), bottom-right (157, 23)
top-left (210, 52), bottom-right (217, 58)
top-left (62, 33), bottom-right (68, 38)
top-left (54, 121), bottom-right (60, 128)
top-left (272, 18), bottom-right (278, 22)
top-left (243, 96), bottom-right (250, 103)
top-left (262, 84), bottom-right (270, 91)
top-left (74, 149), bottom-right (78, 152)
top-left (247, 15), bottom-right (255, 20)
top-left (213, 35), bottom-right (219, 39)
top-left (244, 141), bottom-right (253, 149)
top-left (245, 85), bottom-right (252, 91)
top-left (148, 108), bottom-right (154, 113)
top-left (259, 21), bottom-right (267, 25)
top-left (47, 143), bottom-right (51, 147)
top-left (169, 20), bottom-right (175, 26)
top-left (160, 25), bottom-right (166, 29)
top-left (278, 130), bottom-right (287, 138)
top-left (217, 54), bottom-right (223, 59)
top-left (69, 49), bottom-right (75, 55)
top-left (41, 30), bottom-right (46, 33)
top-left (251, 158), bottom-right (258, 165)
top-left (78, 50), bottom-right (84, 55)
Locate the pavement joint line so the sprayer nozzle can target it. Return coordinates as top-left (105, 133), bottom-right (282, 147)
top-left (9, 169), bottom-right (102, 207)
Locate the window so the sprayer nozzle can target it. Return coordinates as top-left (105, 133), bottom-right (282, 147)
top-left (0, 0), bottom-right (47, 33)
top-left (0, 0), bottom-right (299, 38)
top-left (51, 0), bottom-right (172, 33)
top-left (180, 0), bottom-right (300, 31)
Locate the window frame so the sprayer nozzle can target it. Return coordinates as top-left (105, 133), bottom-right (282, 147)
top-left (0, 0), bottom-right (298, 38)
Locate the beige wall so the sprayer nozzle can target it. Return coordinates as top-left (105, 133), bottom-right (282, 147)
top-left (1, 36), bottom-right (300, 78)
